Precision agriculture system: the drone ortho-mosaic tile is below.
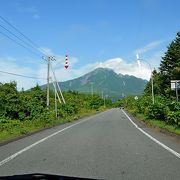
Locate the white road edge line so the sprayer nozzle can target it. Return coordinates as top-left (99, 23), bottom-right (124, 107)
top-left (0, 114), bottom-right (97, 167)
top-left (121, 109), bottom-right (180, 159)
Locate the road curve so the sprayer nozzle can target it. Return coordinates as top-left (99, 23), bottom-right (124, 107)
top-left (0, 108), bottom-right (180, 179)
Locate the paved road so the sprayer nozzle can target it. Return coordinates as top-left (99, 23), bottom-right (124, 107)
top-left (0, 108), bottom-right (180, 179)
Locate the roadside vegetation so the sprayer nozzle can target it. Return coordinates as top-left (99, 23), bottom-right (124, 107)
top-left (1, 32), bottom-right (179, 141)
top-left (115, 32), bottom-right (180, 135)
top-left (0, 83), bottom-right (112, 142)
top-left (116, 96), bottom-right (180, 134)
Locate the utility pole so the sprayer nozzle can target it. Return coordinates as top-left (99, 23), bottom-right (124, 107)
top-left (151, 73), bottom-right (155, 104)
top-left (91, 82), bottom-right (93, 97)
top-left (43, 56), bottom-right (56, 108)
top-left (102, 91), bottom-right (103, 99)
top-left (54, 85), bottom-right (58, 118)
top-left (47, 57), bottom-right (50, 108)
top-left (43, 56), bottom-right (66, 117)
top-left (104, 95), bottom-right (108, 108)
top-left (50, 63), bottom-right (66, 104)
top-left (104, 96), bottom-right (105, 108)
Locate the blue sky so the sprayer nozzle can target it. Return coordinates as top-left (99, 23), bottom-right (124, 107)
top-left (0, 0), bottom-right (179, 89)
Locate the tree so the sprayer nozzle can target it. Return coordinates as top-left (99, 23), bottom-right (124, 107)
top-left (144, 69), bottom-right (162, 96)
top-left (159, 32), bottom-right (180, 96)
top-left (0, 82), bottom-right (21, 119)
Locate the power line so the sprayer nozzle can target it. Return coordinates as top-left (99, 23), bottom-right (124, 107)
top-left (0, 23), bottom-right (46, 57)
top-left (0, 15), bottom-right (48, 57)
top-left (0, 30), bottom-right (43, 58)
top-left (0, 70), bottom-right (46, 80)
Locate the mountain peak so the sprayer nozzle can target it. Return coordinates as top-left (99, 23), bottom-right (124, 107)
top-left (42, 67), bottom-right (147, 101)
top-left (87, 67), bottom-right (115, 74)
top-left (93, 67), bottom-right (114, 72)
top-left (59, 67), bottom-right (147, 100)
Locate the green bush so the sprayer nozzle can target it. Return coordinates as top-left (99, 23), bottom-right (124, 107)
top-left (145, 102), bottom-right (167, 120)
top-left (0, 118), bottom-right (21, 131)
top-left (166, 111), bottom-right (180, 125)
top-left (114, 100), bottom-right (123, 107)
top-left (121, 95), bottom-right (180, 128)
top-left (167, 101), bottom-right (180, 111)
top-left (0, 82), bottom-right (112, 124)
top-left (138, 96), bottom-right (152, 113)
top-left (88, 95), bottom-right (103, 110)
top-left (61, 103), bottom-right (79, 116)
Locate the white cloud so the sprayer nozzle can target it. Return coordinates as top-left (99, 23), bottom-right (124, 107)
top-left (0, 49), bottom-right (80, 90)
top-left (0, 57), bottom-right (46, 90)
top-left (48, 57), bottom-right (151, 84)
top-left (1, 50), bottom-right (155, 90)
top-left (134, 40), bottom-right (163, 55)
top-left (0, 56), bottom-right (151, 90)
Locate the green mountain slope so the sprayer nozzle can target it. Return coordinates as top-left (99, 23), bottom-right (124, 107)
top-left (42, 68), bottom-right (147, 101)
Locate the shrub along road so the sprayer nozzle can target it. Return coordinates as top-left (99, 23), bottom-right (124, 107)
top-left (0, 108), bottom-right (180, 179)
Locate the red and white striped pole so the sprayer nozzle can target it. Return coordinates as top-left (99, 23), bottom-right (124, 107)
top-left (64, 55), bottom-right (69, 69)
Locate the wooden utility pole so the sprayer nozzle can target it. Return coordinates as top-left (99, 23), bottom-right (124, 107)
top-left (47, 57), bottom-right (50, 108)
top-left (45, 56), bottom-right (56, 108)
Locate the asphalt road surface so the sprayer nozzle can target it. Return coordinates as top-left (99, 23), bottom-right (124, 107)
top-left (0, 108), bottom-right (180, 179)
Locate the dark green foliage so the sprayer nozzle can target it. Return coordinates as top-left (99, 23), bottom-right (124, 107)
top-left (146, 102), bottom-right (167, 120)
top-left (166, 111), bottom-right (180, 125)
top-left (88, 95), bottom-right (103, 110)
top-left (145, 32), bottom-right (180, 98)
top-left (114, 100), bottom-right (123, 107)
top-left (105, 98), bottom-right (113, 107)
top-left (0, 82), bottom-right (21, 119)
top-left (167, 101), bottom-right (180, 111)
top-left (0, 83), bottom-right (47, 120)
top-left (144, 70), bottom-right (162, 96)
top-left (119, 95), bottom-right (180, 126)
top-left (0, 82), bottom-right (112, 123)
top-left (19, 85), bottom-right (46, 120)
top-left (160, 32), bottom-right (180, 81)
top-left (61, 103), bottom-right (79, 116)
top-left (166, 101), bottom-right (180, 125)
top-left (37, 109), bottom-right (55, 123)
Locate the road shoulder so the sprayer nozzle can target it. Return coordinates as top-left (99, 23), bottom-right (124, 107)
top-left (122, 108), bottom-right (180, 154)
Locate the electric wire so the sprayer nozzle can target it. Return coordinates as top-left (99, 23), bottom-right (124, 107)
top-left (0, 23), bottom-right (46, 57)
top-left (0, 15), bottom-right (49, 57)
top-left (0, 30), bottom-right (43, 58)
top-left (0, 70), bottom-right (46, 80)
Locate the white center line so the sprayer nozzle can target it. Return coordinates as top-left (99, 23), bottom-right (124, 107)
top-left (122, 109), bottom-right (180, 159)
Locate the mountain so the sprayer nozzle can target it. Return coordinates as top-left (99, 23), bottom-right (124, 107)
top-left (42, 68), bottom-right (147, 101)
